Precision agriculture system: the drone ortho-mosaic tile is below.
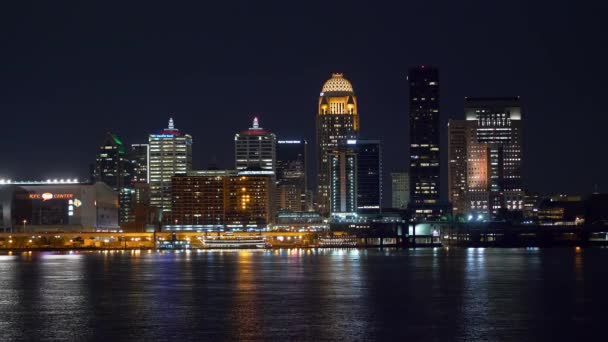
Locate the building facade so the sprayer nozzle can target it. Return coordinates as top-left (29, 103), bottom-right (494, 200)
top-left (447, 120), bottom-right (468, 217)
top-left (329, 145), bottom-right (358, 216)
top-left (316, 73), bottom-right (359, 216)
top-left (465, 97), bottom-right (524, 220)
top-left (276, 140), bottom-right (308, 212)
top-left (167, 170), bottom-right (274, 231)
top-left (130, 143), bottom-right (149, 183)
top-left (225, 171), bottom-right (275, 229)
top-left (149, 118), bottom-right (192, 215)
top-left (92, 132), bottom-right (133, 223)
top-left (168, 170), bottom-right (235, 228)
top-left (448, 97), bottom-right (524, 220)
top-left (235, 118), bottom-right (276, 173)
top-left (391, 172), bottom-right (409, 209)
top-left (92, 132), bottom-right (130, 190)
top-left (357, 140), bottom-right (382, 210)
top-left (408, 66), bottom-right (440, 219)
top-left (0, 181), bottom-right (119, 232)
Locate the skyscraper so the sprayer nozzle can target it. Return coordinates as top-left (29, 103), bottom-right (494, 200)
top-left (447, 120), bottom-right (468, 217)
top-left (463, 97), bottom-right (524, 220)
top-left (92, 132), bottom-right (130, 190)
top-left (391, 172), bottom-right (410, 209)
top-left (121, 143), bottom-right (151, 225)
top-left (92, 132), bottom-right (133, 223)
top-left (149, 118), bottom-right (192, 215)
top-left (448, 98), bottom-right (524, 220)
top-left (329, 145), bottom-right (357, 215)
top-left (357, 140), bottom-right (382, 210)
top-left (130, 143), bottom-right (149, 183)
top-left (235, 117), bottom-right (277, 172)
top-left (276, 140), bottom-right (308, 212)
top-left (316, 73), bottom-right (359, 216)
top-left (408, 66), bottom-right (440, 219)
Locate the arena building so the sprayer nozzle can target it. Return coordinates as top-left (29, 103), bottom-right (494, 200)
top-left (0, 180), bottom-right (119, 232)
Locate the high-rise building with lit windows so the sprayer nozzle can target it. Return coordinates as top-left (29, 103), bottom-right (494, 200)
top-left (168, 170), bottom-right (236, 228)
top-left (235, 118), bottom-right (276, 173)
top-left (225, 171), bottom-right (275, 228)
top-left (408, 66), bottom-right (441, 219)
top-left (448, 120), bottom-right (469, 217)
top-left (462, 97), bottom-right (524, 220)
top-left (166, 169), bottom-right (274, 230)
top-left (316, 73), bottom-right (359, 216)
top-left (148, 118), bottom-right (192, 215)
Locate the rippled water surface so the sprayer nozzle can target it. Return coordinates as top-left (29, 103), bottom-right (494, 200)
top-left (1, 248), bottom-right (608, 341)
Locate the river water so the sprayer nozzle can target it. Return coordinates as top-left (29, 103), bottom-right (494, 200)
top-left (0, 248), bottom-right (607, 341)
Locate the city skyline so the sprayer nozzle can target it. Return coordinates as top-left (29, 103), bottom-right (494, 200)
top-left (0, 70), bottom-right (601, 201)
top-left (0, 1), bottom-right (606, 198)
top-left (1, 3), bottom-right (608, 341)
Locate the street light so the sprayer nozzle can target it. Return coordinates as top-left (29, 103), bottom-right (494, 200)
top-left (22, 219), bottom-right (27, 233)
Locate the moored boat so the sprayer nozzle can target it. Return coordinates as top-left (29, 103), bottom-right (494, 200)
top-left (203, 236), bottom-right (269, 249)
top-left (317, 236), bottom-right (358, 248)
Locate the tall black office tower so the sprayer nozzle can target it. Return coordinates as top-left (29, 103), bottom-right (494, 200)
top-left (357, 140), bottom-right (382, 211)
top-left (408, 66), bottom-right (441, 219)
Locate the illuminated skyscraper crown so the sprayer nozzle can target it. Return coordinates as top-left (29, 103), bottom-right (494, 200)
top-left (321, 73), bottom-right (354, 93)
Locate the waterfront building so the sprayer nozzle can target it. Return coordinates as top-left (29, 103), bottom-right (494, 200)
top-left (316, 73), bottom-right (359, 216)
top-left (225, 170), bottom-right (275, 229)
top-left (168, 170), bottom-right (235, 228)
top-left (447, 120), bottom-right (468, 217)
top-left (391, 172), bottom-right (409, 209)
top-left (276, 140), bottom-right (308, 212)
top-left (356, 140), bottom-right (382, 211)
top-left (523, 193), bottom-right (540, 222)
top-left (0, 180), bottom-right (119, 232)
top-left (166, 170), bottom-right (274, 231)
top-left (273, 211), bottom-right (328, 231)
top-left (408, 66), bottom-right (441, 220)
top-left (235, 117), bottom-right (276, 173)
top-left (329, 143), bottom-right (358, 217)
top-left (585, 193), bottom-right (608, 225)
top-left (538, 195), bottom-right (584, 225)
top-left (149, 118), bottom-right (192, 216)
top-left (463, 97), bottom-right (524, 220)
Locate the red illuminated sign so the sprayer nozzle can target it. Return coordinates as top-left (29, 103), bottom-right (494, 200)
top-left (28, 193), bottom-right (74, 201)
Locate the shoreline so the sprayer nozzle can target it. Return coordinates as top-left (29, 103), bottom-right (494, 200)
top-left (0, 244), bottom-right (602, 253)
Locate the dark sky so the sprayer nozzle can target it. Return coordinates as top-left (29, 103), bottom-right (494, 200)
top-left (1, 0), bottom-right (607, 198)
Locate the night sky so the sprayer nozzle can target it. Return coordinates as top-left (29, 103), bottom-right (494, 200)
top-left (1, 1), bottom-right (606, 199)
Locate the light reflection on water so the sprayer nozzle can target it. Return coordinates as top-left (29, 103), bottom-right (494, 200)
top-left (0, 248), bottom-right (607, 341)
